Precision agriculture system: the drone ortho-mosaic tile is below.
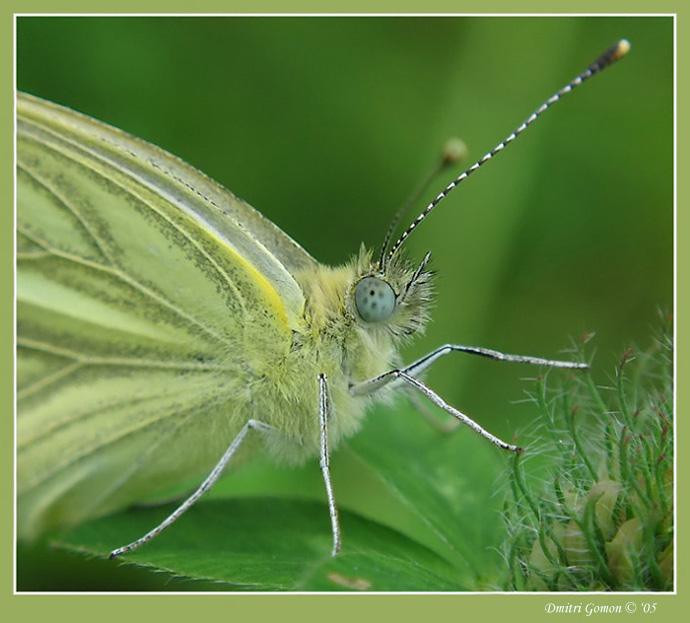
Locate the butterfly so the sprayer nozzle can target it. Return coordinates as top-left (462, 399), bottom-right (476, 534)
top-left (16, 39), bottom-right (629, 559)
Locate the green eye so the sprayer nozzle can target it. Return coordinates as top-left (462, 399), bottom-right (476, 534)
top-left (354, 277), bottom-right (396, 323)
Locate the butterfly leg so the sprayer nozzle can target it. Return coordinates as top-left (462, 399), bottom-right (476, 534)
top-left (350, 344), bottom-right (586, 452)
top-left (352, 343), bottom-right (586, 396)
top-left (318, 373), bottom-right (341, 557)
top-left (398, 371), bottom-right (521, 451)
top-left (355, 344), bottom-right (587, 397)
top-left (109, 419), bottom-right (273, 559)
top-left (405, 343), bottom-right (588, 377)
top-left (353, 367), bottom-right (519, 451)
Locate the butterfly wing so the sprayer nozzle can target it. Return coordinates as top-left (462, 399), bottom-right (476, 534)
top-left (17, 93), bottom-right (310, 538)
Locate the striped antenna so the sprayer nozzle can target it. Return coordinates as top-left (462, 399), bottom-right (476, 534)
top-left (384, 39), bottom-right (631, 266)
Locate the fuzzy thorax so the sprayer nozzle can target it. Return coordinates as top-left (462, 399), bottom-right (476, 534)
top-left (264, 247), bottom-right (434, 463)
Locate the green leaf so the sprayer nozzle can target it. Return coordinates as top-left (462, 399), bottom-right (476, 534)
top-left (348, 405), bottom-right (509, 585)
top-left (56, 497), bottom-right (462, 591)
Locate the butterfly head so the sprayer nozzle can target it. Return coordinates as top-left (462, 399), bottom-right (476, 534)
top-left (351, 248), bottom-right (433, 339)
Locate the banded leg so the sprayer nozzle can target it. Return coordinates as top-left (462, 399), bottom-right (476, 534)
top-left (109, 419), bottom-right (273, 558)
top-left (349, 343), bottom-right (586, 452)
top-left (355, 366), bottom-right (519, 452)
top-left (350, 343), bottom-right (587, 396)
top-left (318, 373), bottom-right (341, 557)
top-left (398, 371), bottom-right (520, 452)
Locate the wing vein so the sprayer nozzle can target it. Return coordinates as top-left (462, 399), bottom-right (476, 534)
top-left (19, 125), bottom-right (251, 333)
top-left (17, 160), bottom-right (115, 266)
top-left (77, 407), bottom-right (200, 522)
top-left (17, 360), bottom-right (83, 401)
top-left (17, 336), bottom-right (236, 371)
top-left (19, 391), bottom-right (230, 492)
top-left (16, 222), bottom-right (235, 350)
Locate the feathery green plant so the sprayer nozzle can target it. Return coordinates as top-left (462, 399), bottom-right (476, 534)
top-left (503, 318), bottom-right (673, 591)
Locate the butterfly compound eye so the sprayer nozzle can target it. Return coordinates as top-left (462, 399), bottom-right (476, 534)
top-left (354, 277), bottom-right (396, 323)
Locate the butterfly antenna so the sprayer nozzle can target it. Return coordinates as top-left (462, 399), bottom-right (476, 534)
top-left (378, 138), bottom-right (467, 270)
top-left (386, 39), bottom-right (630, 263)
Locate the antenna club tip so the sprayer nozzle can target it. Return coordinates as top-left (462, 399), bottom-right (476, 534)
top-left (442, 137), bottom-right (469, 164)
top-left (614, 39), bottom-right (631, 60)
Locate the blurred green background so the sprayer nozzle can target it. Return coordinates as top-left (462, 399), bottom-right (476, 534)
top-left (16, 16), bottom-right (673, 590)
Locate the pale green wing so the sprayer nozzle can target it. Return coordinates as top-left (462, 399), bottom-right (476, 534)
top-left (17, 92), bottom-right (310, 539)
